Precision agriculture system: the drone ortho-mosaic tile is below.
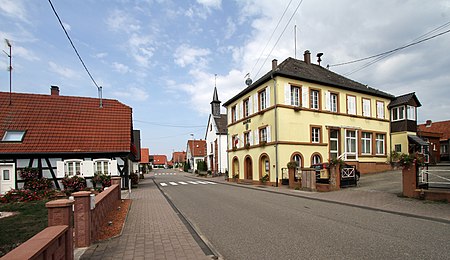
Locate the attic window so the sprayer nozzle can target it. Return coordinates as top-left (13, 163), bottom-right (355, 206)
top-left (2, 130), bottom-right (26, 142)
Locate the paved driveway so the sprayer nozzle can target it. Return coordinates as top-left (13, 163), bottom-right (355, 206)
top-left (356, 170), bottom-right (403, 194)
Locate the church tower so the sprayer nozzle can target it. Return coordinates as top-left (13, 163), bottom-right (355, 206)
top-left (210, 86), bottom-right (221, 117)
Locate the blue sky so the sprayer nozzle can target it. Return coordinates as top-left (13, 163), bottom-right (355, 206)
top-left (1, 0), bottom-right (450, 158)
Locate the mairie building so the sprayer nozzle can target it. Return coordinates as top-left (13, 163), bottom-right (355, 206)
top-left (223, 50), bottom-right (421, 186)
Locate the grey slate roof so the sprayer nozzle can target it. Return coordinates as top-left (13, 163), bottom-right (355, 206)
top-left (224, 57), bottom-right (395, 106)
top-left (388, 92), bottom-right (422, 108)
top-left (214, 114), bottom-right (228, 134)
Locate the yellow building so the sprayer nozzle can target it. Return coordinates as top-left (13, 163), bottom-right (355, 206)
top-left (223, 51), bottom-right (421, 186)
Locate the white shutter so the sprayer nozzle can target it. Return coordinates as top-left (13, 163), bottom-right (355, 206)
top-left (227, 108), bottom-right (231, 123)
top-left (239, 102), bottom-right (243, 120)
top-left (56, 161), bottom-right (65, 178)
top-left (266, 87), bottom-right (271, 107)
top-left (267, 126), bottom-right (271, 142)
top-left (249, 131), bottom-right (253, 145)
top-left (347, 96), bottom-right (356, 115)
top-left (302, 86), bottom-right (309, 108)
top-left (363, 99), bottom-right (370, 117)
top-left (81, 161), bottom-right (94, 177)
top-left (325, 91), bottom-right (330, 111)
top-left (109, 160), bottom-right (118, 176)
top-left (248, 97), bottom-right (253, 115)
top-left (377, 102), bottom-right (384, 119)
top-left (254, 129), bottom-right (260, 145)
top-left (284, 84), bottom-right (291, 105)
top-left (254, 93), bottom-right (258, 112)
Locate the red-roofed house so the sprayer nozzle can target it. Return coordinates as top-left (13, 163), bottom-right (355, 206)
top-left (140, 148), bottom-right (150, 173)
top-left (152, 155), bottom-right (167, 168)
top-left (171, 151), bottom-right (186, 169)
top-left (186, 140), bottom-right (206, 171)
top-left (0, 87), bottom-right (138, 193)
top-left (418, 120), bottom-right (450, 162)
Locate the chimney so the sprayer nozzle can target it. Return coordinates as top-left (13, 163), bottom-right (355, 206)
top-left (304, 50), bottom-right (311, 65)
top-left (272, 59), bottom-right (278, 71)
top-left (51, 86), bottom-right (60, 96)
top-left (425, 120), bottom-right (432, 127)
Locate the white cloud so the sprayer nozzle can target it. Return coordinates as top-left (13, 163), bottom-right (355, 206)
top-left (106, 9), bottom-right (141, 33)
top-left (94, 52), bottom-right (108, 59)
top-left (112, 86), bottom-right (149, 101)
top-left (197, 0), bottom-right (221, 9)
top-left (62, 22), bottom-right (71, 31)
top-left (48, 61), bottom-right (78, 79)
top-left (14, 46), bottom-right (39, 61)
top-left (0, 0), bottom-right (28, 22)
top-left (174, 44), bottom-right (211, 68)
top-left (112, 62), bottom-right (130, 74)
top-left (224, 17), bottom-right (236, 39)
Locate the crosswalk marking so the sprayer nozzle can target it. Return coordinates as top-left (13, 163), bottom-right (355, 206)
top-left (159, 181), bottom-right (217, 187)
top-left (154, 173), bottom-right (177, 176)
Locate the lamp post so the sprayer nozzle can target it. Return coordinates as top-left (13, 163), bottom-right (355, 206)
top-left (3, 39), bottom-right (12, 105)
top-left (190, 133), bottom-right (195, 173)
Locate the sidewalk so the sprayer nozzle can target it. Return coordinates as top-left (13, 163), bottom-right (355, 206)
top-left (193, 173), bottom-right (450, 223)
top-left (80, 177), bottom-right (212, 260)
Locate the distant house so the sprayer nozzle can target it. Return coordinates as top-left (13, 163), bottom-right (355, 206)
top-left (171, 151), bottom-right (186, 168)
top-left (152, 155), bottom-right (168, 168)
top-left (186, 140), bottom-right (206, 171)
top-left (205, 87), bottom-right (228, 174)
top-left (418, 120), bottom-right (450, 162)
top-left (0, 87), bottom-right (138, 194)
top-left (140, 148), bottom-right (150, 173)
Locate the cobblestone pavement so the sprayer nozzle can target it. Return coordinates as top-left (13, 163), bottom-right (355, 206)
top-left (80, 178), bottom-right (211, 260)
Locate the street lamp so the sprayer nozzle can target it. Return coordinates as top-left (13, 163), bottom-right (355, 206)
top-left (190, 133), bottom-right (195, 173)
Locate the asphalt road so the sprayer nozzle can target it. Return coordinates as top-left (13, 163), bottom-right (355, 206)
top-left (152, 169), bottom-right (450, 260)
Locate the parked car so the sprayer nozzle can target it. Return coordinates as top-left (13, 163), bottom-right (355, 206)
top-left (310, 163), bottom-right (360, 182)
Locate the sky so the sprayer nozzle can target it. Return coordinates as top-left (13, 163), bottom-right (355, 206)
top-left (1, 0), bottom-right (449, 158)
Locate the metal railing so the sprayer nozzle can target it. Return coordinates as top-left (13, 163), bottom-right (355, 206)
top-left (418, 167), bottom-right (450, 189)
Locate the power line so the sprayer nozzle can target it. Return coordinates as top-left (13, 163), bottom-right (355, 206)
top-left (254, 0), bottom-right (304, 79)
top-left (133, 119), bottom-right (204, 128)
top-left (47, 0), bottom-right (100, 90)
top-left (328, 21), bottom-right (450, 69)
top-left (249, 0), bottom-right (294, 78)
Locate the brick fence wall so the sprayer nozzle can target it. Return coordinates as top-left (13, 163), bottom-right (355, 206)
top-left (91, 184), bottom-right (120, 241)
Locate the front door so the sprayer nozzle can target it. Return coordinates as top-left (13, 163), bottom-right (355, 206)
top-left (245, 157), bottom-right (253, 180)
top-left (329, 129), bottom-right (340, 160)
top-left (0, 164), bottom-right (15, 194)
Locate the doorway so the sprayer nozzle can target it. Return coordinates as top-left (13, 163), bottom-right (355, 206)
top-left (244, 156), bottom-right (253, 180)
top-left (0, 164), bottom-right (15, 194)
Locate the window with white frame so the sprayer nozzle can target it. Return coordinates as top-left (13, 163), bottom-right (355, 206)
top-left (231, 106), bottom-right (237, 122)
top-left (312, 154), bottom-right (321, 165)
top-left (260, 127), bottom-right (267, 143)
top-left (345, 130), bottom-right (357, 157)
top-left (243, 98), bottom-right (249, 117)
top-left (391, 106), bottom-right (405, 121)
top-left (310, 89), bottom-right (319, 110)
top-left (65, 160), bottom-right (82, 176)
top-left (329, 129), bottom-right (339, 159)
top-left (3, 169), bottom-right (10, 180)
top-left (361, 132), bottom-right (372, 155)
top-left (376, 101), bottom-right (384, 119)
top-left (330, 93), bottom-right (338, 113)
top-left (441, 144), bottom-right (448, 154)
top-left (94, 160), bottom-right (110, 175)
top-left (291, 86), bottom-right (300, 106)
top-left (244, 132), bottom-right (250, 146)
top-left (362, 98), bottom-right (371, 117)
top-left (311, 127), bottom-right (321, 143)
top-left (376, 134), bottom-right (386, 155)
top-left (407, 105), bottom-right (416, 120)
top-left (259, 90), bottom-right (267, 110)
top-left (347, 95), bottom-right (356, 115)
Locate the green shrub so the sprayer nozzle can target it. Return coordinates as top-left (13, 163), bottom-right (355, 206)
top-left (0, 189), bottom-right (40, 203)
top-left (62, 175), bottom-right (87, 193)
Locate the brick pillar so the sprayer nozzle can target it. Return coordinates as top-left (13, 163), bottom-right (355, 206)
top-left (329, 165), bottom-right (340, 191)
top-left (73, 191), bottom-right (92, 248)
top-left (46, 199), bottom-right (74, 260)
top-left (288, 167), bottom-right (295, 188)
top-left (112, 177), bottom-right (122, 200)
top-left (402, 162), bottom-right (417, 198)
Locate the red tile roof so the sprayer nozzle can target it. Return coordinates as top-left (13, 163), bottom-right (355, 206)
top-left (188, 140), bottom-right (206, 157)
top-left (418, 120), bottom-right (450, 141)
top-left (140, 148), bottom-right (149, 163)
top-left (0, 91), bottom-right (132, 154)
top-left (152, 155), bottom-right (167, 165)
top-left (172, 151), bottom-right (186, 163)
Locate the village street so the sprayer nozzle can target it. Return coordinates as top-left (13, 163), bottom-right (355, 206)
top-left (152, 169), bottom-right (450, 260)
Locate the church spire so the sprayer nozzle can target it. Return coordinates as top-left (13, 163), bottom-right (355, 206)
top-left (210, 86), bottom-right (221, 116)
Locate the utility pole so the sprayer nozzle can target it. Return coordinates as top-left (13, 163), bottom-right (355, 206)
top-left (3, 39), bottom-right (12, 105)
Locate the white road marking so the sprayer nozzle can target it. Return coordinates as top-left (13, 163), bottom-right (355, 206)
top-left (205, 181), bottom-right (217, 184)
top-left (160, 183), bottom-right (168, 186)
top-left (197, 181), bottom-right (208, 184)
top-left (169, 182), bottom-right (178, 186)
top-left (179, 182), bottom-right (188, 185)
top-left (187, 181), bottom-right (199, 184)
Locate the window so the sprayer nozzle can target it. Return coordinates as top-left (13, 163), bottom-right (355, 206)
top-left (94, 160), bottom-right (109, 175)
top-left (243, 98), bottom-right (249, 117)
top-left (210, 124), bottom-right (212, 131)
top-left (362, 98), bottom-right (371, 117)
top-left (376, 134), bottom-right (385, 155)
top-left (311, 127), bottom-right (321, 143)
top-left (293, 154), bottom-right (302, 168)
top-left (407, 105), bottom-right (416, 120)
top-left (231, 106), bottom-right (237, 123)
top-left (330, 93), bottom-right (338, 113)
top-left (312, 154), bottom-right (321, 165)
top-left (244, 132), bottom-right (250, 146)
top-left (345, 130), bottom-right (357, 158)
top-left (376, 101), bottom-right (385, 119)
top-left (329, 129), bottom-right (339, 159)
top-left (391, 106), bottom-right (405, 121)
top-left (2, 130), bottom-right (26, 142)
top-left (441, 144), bottom-right (448, 154)
top-left (395, 144), bottom-right (402, 153)
top-left (291, 86), bottom-right (300, 106)
top-left (65, 160), bottom-right (81, 176)
top-left (232, 135), bottom-right (238, 149)
top-left (310, 89), bottom-right (319, 110)
top-left (260, 127), bottom-right (267, 143)
top-left (259, 90), bottom-right (267, 110)
top-left (347, 95), bottom-right (356, 115)
top-left (3, 169), bottom-right (10, 181)
top-left (361, 132), bottom-right (372, 155)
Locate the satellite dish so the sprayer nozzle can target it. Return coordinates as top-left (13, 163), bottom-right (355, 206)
top-left (245, 77), bottom-right (252, 86)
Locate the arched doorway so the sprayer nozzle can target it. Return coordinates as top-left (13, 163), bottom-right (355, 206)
top-left (232, 157), bottom-right (239, 178)
top-left (259, 154), bottom-right (270, 180)
top-left (244, 156), bottom-right (253, 180)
